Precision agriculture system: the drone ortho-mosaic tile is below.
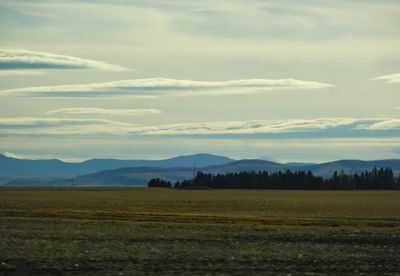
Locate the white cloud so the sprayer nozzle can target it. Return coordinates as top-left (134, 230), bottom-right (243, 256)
top-left (0, 117), bottom-right (398, 137)
top-left (1, 150), bottom-right (83, 162)
top-left (2, 151), bottom-right (25, 159)
top-left (0, 70), bottom-right (45, 76)
top-left (0, 117), bottom-right (131, 135)
top-left (0, 48), bottom-right (127, 72)
top-left (46, 107), bottom-right (162, 116)
top-left (0, 77), bottom-right (333, 97)
top-left (357, 118), bottom-right (400, 130)
top-left (129, 118), bottom-right (361, 135)
top-left (372, 73), bottom-right (400, 83)
top-left (0, 117), bottom-right (127, 127)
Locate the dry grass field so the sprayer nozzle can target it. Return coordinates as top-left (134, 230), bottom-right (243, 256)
top-left (0, 188), bottom-right (399, 275)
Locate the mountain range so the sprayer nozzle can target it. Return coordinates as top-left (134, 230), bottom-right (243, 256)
top-left (0, 153), bottom-right (233, 177)
top-left (1, 153), bottom-right (399, 186)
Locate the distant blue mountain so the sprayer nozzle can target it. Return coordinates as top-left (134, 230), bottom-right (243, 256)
top-left (204, 159), bottom-right (285, 174)
top-left (2, 153), bottom-right (399, 186)
top-left (63, 158), bottom-right (400, 187)
top-left (305, 159), bottom-right (400, 177)
top-left (0, 153), bottom-right (234, 177)
top-left (208, 159), bottom-right (400, 177)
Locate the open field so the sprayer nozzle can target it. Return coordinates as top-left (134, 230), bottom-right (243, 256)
top-left (0, 189), bottom-right (399, 275)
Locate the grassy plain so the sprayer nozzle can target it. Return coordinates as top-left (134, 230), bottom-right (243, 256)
top-left (0, 188), bottom-right (399, 275)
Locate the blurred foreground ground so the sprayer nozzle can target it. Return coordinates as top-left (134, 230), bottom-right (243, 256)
top-left (0, 188), bottom-right (399, 275)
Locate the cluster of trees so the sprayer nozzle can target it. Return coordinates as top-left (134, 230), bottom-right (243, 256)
top-left (147, 178), bottom-right (172, 188)
top-left (329, 168), bottom-right (396, 190)
top-left (148, 167), bottom-right (400, 190)
top-left (177, 170), bottom-right (325, 189)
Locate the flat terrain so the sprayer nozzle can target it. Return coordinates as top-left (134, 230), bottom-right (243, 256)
top-left (0, 189), bottom-right (399, 275)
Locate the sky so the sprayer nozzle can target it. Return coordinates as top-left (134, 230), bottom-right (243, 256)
top-left (0, 0), bottom-right (399, 162)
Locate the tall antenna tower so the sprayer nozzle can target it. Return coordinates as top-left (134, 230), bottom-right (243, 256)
top-left (192, 161), bottom-right (196, 185)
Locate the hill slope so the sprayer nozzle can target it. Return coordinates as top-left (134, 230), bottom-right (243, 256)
top-left (60, 158), bottom-right (400, 187)
top-left (0, 153), bottom-right (234, 177)
top-left (2, 153), bottom-right (399, 186)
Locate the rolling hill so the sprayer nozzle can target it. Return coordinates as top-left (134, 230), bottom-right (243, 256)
top-left (0, 153), bottom-right (234, 177)
top-left (62, 158), bottom-right (400, 187)
top-left (1, 153), bottom-right (399, 186)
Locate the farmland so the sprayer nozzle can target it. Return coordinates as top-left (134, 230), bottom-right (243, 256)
top-left (0, 188), bottom-right (399, 275)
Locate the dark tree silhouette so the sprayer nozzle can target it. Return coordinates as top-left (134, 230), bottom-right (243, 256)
top-left (147, 178), bottom-right (172, 188)
top-left (148, 167), bottom-right (399, 190)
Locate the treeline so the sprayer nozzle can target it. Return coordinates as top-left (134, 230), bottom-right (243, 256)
top-left (148, 178), bottom-right (172, 188)
top-left (148, 167), bottom-right (400, 190)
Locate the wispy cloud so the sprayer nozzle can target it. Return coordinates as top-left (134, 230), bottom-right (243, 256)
top-left (357, 118), bottom-right (400, 130)
top-left (0, 48), bottom-right (127, 73)
top-left (1, 150), bottom-right (83, 162)
top-left (0, 117), bottom-right (130, 135)
top-left (2, 151), bottom-right (25, 159)
top-left (1, 77), bottom-right (333, 97)
top-left (0, 117), bottom-right (399, 137)
top-left (0, 70), bottom-right (45, 76)
top-left (129, 118), bottom-right (361, 135)
top-left (372, 73), bottom-right (400, 83)
top-left (0, 117), bottom-right (126, 127)
top-left (46, 107), bottom-right (162, 116)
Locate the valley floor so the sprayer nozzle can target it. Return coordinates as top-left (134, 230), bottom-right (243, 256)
top-left (0, 189), bottom-right (399, 275)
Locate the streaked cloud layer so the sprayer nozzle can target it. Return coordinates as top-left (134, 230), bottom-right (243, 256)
top-left (129, 118), bottom-right (360, 135)
top-left (0, 48), bottom-right (126, 72)
top-left (46, 108), bottom-right (161, 116)
top-left (358, 118), bottom-right (400, 131)
top-left (0, 117), bottom-right (398, 137)
top-left (0, 117), bottom-right (130, 136)
top-left (373, 73), bottom-right (400, 83)
top-left (1, 78), bottom-right (333, 97)
top-left (0, 0), bottom-right (399, 161)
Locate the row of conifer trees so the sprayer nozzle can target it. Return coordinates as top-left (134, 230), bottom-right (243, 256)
top-left (148, 167), bottom-right (400, 190)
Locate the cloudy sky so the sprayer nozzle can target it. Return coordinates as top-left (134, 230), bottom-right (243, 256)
top-left (0, 0), bottom-right (399, 162)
